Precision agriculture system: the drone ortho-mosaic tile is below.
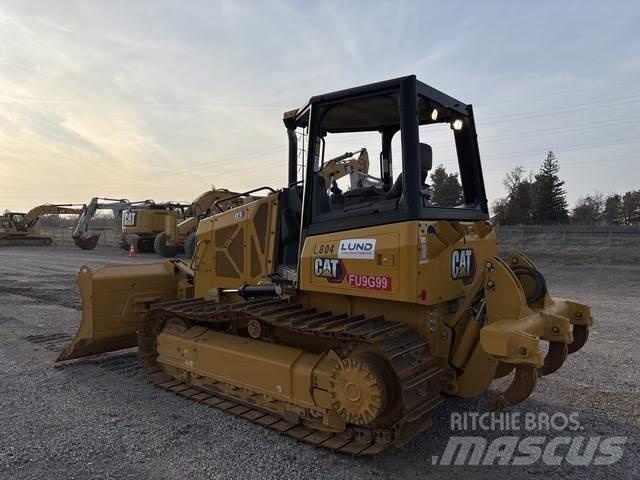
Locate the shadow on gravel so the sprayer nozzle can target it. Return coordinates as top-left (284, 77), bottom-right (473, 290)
top-left (0, 284), bottom-right (80, 309)
top-left (54, 350), bottom-right (143, 377)
top-left (24, 333), bottom-right (73, 351)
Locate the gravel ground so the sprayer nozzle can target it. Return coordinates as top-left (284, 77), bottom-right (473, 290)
top-left (0, 245), bottom-right (638, 480)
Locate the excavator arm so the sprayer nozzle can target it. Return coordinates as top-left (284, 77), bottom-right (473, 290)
top-left (318, 149), bottom-right (371, 189)
top-left (23, 204), bottom-right (84, 229)
top-left (72, 198), bottom-right (143, 250)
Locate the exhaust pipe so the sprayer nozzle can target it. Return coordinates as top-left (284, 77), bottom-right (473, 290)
top-left (283, 109), bottom-right (299, 186)
top-left (286, 127), bottom-right (298, 186)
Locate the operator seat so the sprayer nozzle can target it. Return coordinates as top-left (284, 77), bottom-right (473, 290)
top-left (385, 143), bottom-right (433, 199)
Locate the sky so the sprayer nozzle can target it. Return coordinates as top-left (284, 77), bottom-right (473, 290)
top-left (1, 0), bottom-right (639, 213)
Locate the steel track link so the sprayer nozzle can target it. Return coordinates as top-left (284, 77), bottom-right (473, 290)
top-left (138, 297), bottom-right (444, 456)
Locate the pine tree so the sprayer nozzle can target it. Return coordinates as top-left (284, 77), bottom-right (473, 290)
top-left (532, 151), bottom-right (569, 224)
top-left (430, 165), bottom-right (463, 207)
top-left (603, 194), bottom-right (622, 224)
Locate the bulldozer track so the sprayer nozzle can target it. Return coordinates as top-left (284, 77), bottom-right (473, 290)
top-left (138, 297), bottom-right (444, 456)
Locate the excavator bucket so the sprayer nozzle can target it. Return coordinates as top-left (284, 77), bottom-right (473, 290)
top-left (74, 234), bottom-right (101, 250)
top-left (57, 262), bottom-right (179, 361)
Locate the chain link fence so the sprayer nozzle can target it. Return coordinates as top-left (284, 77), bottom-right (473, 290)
top-left (38, 225), bottom-right (640, 266)
top-left (496, 225), bottom-right (640, 266)
top-left (39, 227), bottom-right (122, 247)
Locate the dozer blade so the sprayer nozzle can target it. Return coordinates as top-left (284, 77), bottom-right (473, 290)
top-left (57, 262), bottom-right (179, 361)
top-left (74, 234), bottom-right (101, 250)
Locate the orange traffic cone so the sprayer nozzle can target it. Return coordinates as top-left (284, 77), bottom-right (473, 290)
top-left (129, 244), bottom-right (136, 257)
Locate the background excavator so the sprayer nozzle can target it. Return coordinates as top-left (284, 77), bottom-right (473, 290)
top-left (153, 162), bottom-right (371, 259)
top-left (121, 201), bottom-right (191, 253)
top-left (72, 197), bottom-right (148, 250)
top-left (154, 188), bottom-right (241, 258)
top-left (1, 204), bottom-right (84, 246)
top-left (58, 76), bottom-right (592, 456)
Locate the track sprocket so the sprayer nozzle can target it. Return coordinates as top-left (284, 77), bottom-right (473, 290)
top-left (329, 355), bottom-right (389, 426)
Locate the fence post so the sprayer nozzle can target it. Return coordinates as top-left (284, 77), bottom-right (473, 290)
top-left (609, 228), bottom-right (613, 265)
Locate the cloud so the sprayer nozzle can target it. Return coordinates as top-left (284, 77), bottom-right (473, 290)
top-left (0, 1), bottom-right (639, 211)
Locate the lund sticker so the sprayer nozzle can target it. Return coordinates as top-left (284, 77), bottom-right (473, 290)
top-left (338, 238), bottom-right (376, 259)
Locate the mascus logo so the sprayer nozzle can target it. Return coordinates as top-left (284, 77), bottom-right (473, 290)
top-left (451, 249), bottom-right (475, 283)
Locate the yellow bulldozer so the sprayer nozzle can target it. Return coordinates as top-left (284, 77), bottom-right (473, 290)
top-left (58, 76), bottom-right (591, 455)
top-left (1, 204), bottom-right (85, 246)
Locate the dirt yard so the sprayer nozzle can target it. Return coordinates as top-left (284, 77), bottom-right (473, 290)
top-left (0, 245), bottom-right (638, 479)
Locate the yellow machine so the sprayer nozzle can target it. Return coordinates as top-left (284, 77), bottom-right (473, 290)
top-left (72, 197), bottom-right (143, 250)
top-left (121, 202), bottom-right (190, 253)
top-left (154, 189), bottom-right (241, 258)
top-left (58, 77), bottom-right (591, 455)
top-left (154, 157), bottom-right (371, 259)
top-left (0, 204), bottom-right (84, 246)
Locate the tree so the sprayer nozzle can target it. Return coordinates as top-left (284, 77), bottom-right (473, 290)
top-left (532, 151), bottom-right (569, 224)
top-left (492, 198), bottom-right (510, 225)
top-left (603, 194), bottom-right (622, 225)
top-left (492, 166), bottom-right (536, 225)
top-left (571, 193), bottom-right (603, 225)
top-left (622, 190), bottom-right (640, 225)
top-left (430, 165), bottom-right (463, 207)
